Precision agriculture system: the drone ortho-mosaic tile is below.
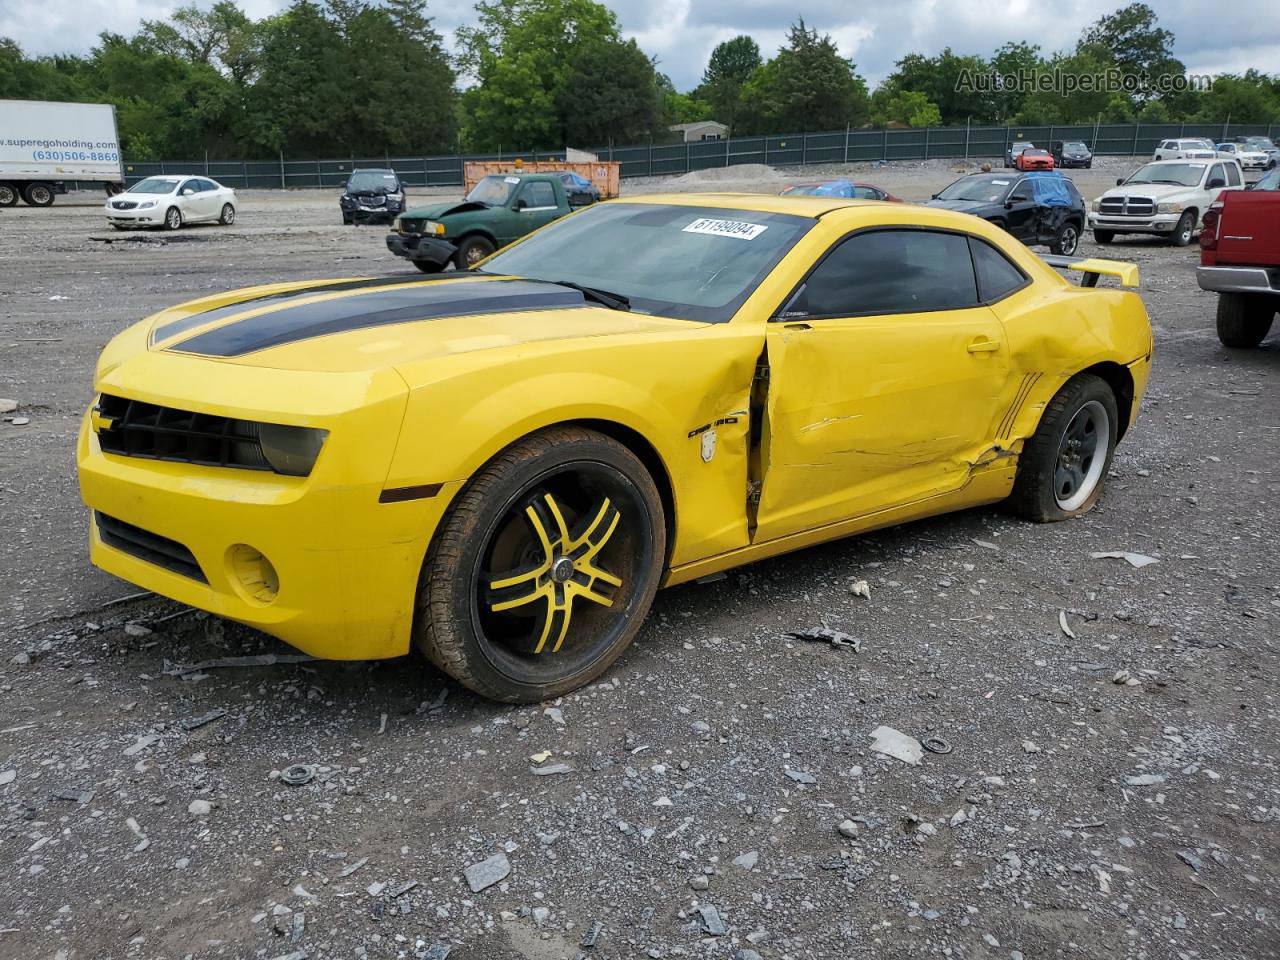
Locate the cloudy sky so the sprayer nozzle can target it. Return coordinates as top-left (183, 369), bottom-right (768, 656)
top-left (2, 0), bottom-right (1276, 90)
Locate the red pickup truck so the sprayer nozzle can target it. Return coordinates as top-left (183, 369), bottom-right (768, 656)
top-left (1197, 166), bottom-right (1280, 347)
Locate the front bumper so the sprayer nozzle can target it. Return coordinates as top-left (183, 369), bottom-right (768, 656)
top-left (77, 375), bottom-right (456, 661)
top-left (341, 202), bottom-right (402, 224)
top-left (1089, 212), bottom-right (1185, 235)
top-left (1196, 265), bottom-right (1280, 296)
top-left (105, 207), bottom-right (163, 225)
top-left (1058, 157), bottom-right (1091, 167)
top-left (386, 233), bottom-right (457, 267)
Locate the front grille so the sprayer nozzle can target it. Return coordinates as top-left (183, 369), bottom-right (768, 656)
top-left (356, 194), bottom-right (387, 206)
top-left (95, 393), bottom-right (271, 471)
top-left (112, 200), bottom-right (138, 210)
top-left (1100, 196), bottom-right (1155, 217)
top-left (96, 512), bottom-right (206, 582)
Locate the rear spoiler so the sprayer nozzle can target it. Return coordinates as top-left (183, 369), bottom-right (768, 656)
top-left (1041, 254), bottom-right (1140, 289)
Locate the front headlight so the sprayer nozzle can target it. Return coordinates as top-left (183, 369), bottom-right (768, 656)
top-left (424, 220), bottom-right (445, 236)
top-left (388, 192), bottom-right (403, 202)
top-left (1157, 201), bottom-right (1185, 214)
top-left (138, 200), bottom-right (156, 209)
top-left (1090, 199), bottom-right (1101, 212)
top-left (257, 424), bottom-right (328, 477)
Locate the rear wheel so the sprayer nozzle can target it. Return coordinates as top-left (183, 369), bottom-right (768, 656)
top-left (219, 203), bottom-right (235, 225)
top-left (22, 182), bottom-right (54, 206)
top-left (1093, 229), bottom-right (1115, 244)
top-left (1216, 293), bottom-right (1275, 348)
top-left (1050, 221), bottom-right (1081, 256)
top-left (415, 426), bottom-right (665, 703)
top-left (1008, 374), bottom-right (1118, 522)
top-left (1171, 210), bottom-right (1196, 246)
top-left (163, 206), bottom-right (182, 230)
top-left (453, 235), bottom-right (495, 270)
top-left (0, 182), bottom-right (17, 206)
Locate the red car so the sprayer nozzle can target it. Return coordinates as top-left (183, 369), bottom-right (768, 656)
top-left (1015, 149), bottom-right (1056, 172)
top-left (1197, 165), bottom-right (1280, 347)
top-left (780, 180), bottom-right (903, 201)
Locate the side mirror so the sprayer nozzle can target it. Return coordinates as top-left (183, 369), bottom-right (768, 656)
top-left (181, 188), bottom-right (195, 196)
top-left (930, 193), bottom-right (939, 200)
top-left (1206, 177), bottom-right (1226, 189)
top-left (515, 198), bottom-right (528, 210)
top-left (1116, 178), bottom-right (1125, 186)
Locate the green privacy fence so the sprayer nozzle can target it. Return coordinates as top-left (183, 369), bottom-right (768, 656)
top-left (121, 122), bottom-right (1278, 189)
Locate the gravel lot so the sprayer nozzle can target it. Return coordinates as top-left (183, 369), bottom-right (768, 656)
top-left (1, 156), bottom-right (1277, 960)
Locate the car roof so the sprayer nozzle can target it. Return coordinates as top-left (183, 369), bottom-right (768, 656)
top-left (611, 192), bottom-right (881, 218)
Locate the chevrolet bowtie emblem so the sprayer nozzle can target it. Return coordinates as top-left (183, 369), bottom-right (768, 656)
top-left (90, 407), bottom-right (116, 433)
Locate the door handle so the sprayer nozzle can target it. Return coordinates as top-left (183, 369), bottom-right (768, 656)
top-left (966, 338), bottom-right (1001, 353)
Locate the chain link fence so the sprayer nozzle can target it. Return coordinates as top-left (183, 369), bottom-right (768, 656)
top-left (121, 122), bottom-right (1279, 189)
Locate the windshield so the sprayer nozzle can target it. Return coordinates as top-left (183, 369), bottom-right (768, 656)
top-left (1011, 143), bottom-right (1032, 153)
top-left (1246, 138), bottom-right (1276, 150)
top-left (128, 178), bottom-right (179, 194)
top-left (482, 203), bottom-right (814, 323)
top-left (1063, 142), bottom-right (1087, 151)
top-left (1125, 162), bottom-right (1205, 186)
top-left (936, 175), bottom-right (1014, 202)
top-left (466, 175), bottom-right (518, 206)
top-left (1254, 167), bottom-right (1280, 191)
top-left (347, 172), bottom-right (398, 192)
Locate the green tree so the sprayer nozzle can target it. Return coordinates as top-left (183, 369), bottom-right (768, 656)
top-left (695, 35), bottom-right (761, 130)
top-left (737, 20), bottom-right (869, 135)
top-left (1079, 3), bottom-right (1173, 78)
top-left (879, 48), bottom-right (992, 124)
top-left (1195, 73), bottom-right (1280, 124)
top-left (871, 88), bottom-right (941, 127)
top-left (988, 41), bottom-right (1041, 121)
top-left (457, 0), bottom-right (633, 150)
top-left (557, 38), bottom-right (662, 146)
top-left (139, 2), bottom-right (262, 85)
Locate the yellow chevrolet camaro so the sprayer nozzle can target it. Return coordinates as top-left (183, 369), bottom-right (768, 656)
top-left (79, 194), bottom-right (1152, 701)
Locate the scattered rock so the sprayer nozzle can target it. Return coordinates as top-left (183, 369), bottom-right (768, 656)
top-left (464, 852), bottom-right (511, 893)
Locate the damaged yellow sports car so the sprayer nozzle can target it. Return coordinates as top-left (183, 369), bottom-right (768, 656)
top-left (79, 194), bottom-right (1152, 701)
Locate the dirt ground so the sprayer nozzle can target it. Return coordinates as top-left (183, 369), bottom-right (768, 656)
top-left (1, 156), bottom-right (1277, 960)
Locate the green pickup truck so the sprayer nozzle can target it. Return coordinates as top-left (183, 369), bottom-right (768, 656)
top-left (386, 172), bottom-right (590, 272)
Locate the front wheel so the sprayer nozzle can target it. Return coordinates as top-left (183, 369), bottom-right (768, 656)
top-left (1050, 221), bottom-right (1081, 256)
top-left (163, 206), bottom-right (183, 230)
top-left (1216, 293), bottom-right (1275, 348)
top-left (1171, 210), bottom-right (1196, 246)
top-left (1007, 374), bottom-right (1118, 522)
top-left (415, 426), bottom-right (666, 703)
top-left (453, 235), bottom-right (495, 270)
top-left (1093, 229), bottom-right (1115, 244)
top-left (219, 203), bottom-right (235, 225)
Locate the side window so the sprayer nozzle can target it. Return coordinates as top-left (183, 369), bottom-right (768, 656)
top-left (1225, 163), bottom-right (1242, 187)
top-left (1008, 179), bottom-right (1033, 201)
top-left (198, 179), bottom-right (217, 192)
top-left (179, 179), bottom-right (197, 194)
top-left (1159, 141), bottom-right (1172, 150)
top-left (519, 181), bottom-right (556, 209)
top-left (969, 237), bottom-right (1028, 303)
top-left (1207, 163), bottom-right (1226, 186)
top-left (788, 230), bottom-right (978, 319)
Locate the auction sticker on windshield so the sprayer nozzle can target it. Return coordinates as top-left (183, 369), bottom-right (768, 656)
top-left (683, 218), bottom-right (769, 240)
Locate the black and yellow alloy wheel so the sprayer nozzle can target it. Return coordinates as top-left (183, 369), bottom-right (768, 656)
top-left (415, 426), bottom-right (665, 702)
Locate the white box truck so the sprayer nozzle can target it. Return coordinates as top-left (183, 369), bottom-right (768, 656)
top-left (1, 99), bottom-right (124, 207)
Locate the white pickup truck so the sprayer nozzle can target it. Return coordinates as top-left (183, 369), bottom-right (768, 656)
top-left (1088, 158), bottom-right (1246, 246)
top-left (0, 99), bottom-right (124, 207)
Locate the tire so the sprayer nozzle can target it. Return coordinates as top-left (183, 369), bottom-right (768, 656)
top-left (1093, 229), bottom-right (1115, 244)
top-left (1007, 374), bottom-right (1118, 523)
top-left (453, 234), bottom-right (496, 270)
top-left (1170, 210), bottom-right (1196, 246)
top-left (1215, 293), bottom-right (1275, 348)
top-left (0, 182), bottom-right (17, 206)
top-left (219, 203), bottom-right (235, 225)
top-left (413, 260), bottom-right (444, 273)
top-left (414, 426), bottom-right (666, 703)
top-left (22, 182), bottom-right (54, 206)
top-left (1086, 160), bottom-right (1093, 169)
top-left (342, 213), bottom-right (353, 225)
top-left (163, 206), bottom-right (182, 231)
top-left (1050, 220), bottom-right (1081, 256)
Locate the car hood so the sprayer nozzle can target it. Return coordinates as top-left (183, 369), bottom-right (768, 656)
top-left (402, 200), bottom-right (489, 220)
top-left (122, 275), bottom-right (695, 374)
top-left (1103, 182), bottom-right (1202, 199)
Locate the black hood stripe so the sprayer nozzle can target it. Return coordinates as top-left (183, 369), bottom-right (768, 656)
top-left (167, 280), bottom-right (588, 357)
top-left (152, 275), bottom-right (454, 343)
